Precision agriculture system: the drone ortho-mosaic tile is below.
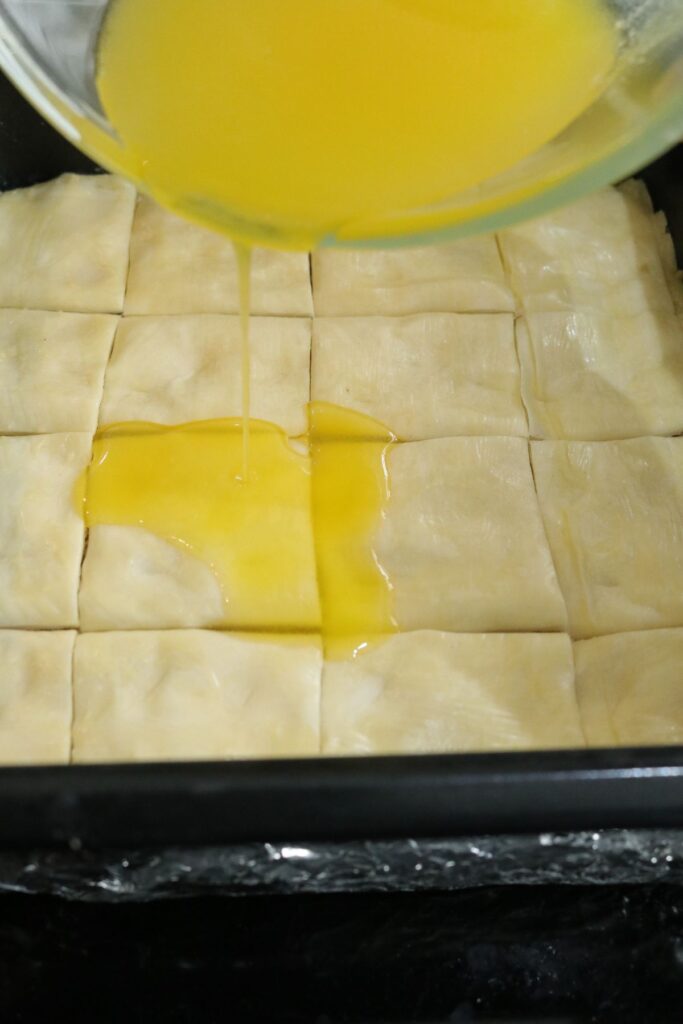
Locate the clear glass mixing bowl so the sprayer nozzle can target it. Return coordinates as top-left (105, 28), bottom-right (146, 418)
top-left (0, 0), bottom-right (682, 248)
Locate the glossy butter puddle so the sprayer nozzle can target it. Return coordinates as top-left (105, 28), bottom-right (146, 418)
top-left (78, 403), bottom-right (397, 658)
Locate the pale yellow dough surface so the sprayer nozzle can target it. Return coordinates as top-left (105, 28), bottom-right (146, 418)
top-left (575, 629), bottom-right (683, 747)
top-left (0, 174), bottom-right (135, 312)
top-left (0, 309), bottom-right (117, 434)
top-left (311, 314), bottom-right (526, 439)
top-left (0, 433), bottom-right (91, 628)
top-left (516, 311), bottom-right (683, 440)
top-left (124, 195), bottom-right (313, 315)
top-left (100, 314), bottom-right (311, 435)
top-left (79, 525), bottom-right (225, 631)
top-left (312, 240), bottom-right (513, 316)
top-left (322, 631), bottom-right (583, 754)
top-left (532, 437), bottom-right (683, 638)
top-left (499, 183), bottom-right (675, 316)
top-left (79, 456), bottom-right (321, 632)
top-left (0, 630), bottom-right (74, 765)
top-left (72, 630), bottom-right (322, 762)
top-left (375, 437), bottom-right (567, 633)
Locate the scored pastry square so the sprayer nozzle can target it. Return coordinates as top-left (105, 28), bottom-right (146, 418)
top-left (72, 630), bottom-right (322, 762)
top-left (0, 174), bottom-right (136, 313)
top-left (100, 314), bottom-right (310, 435)
top-left (575, 629), bottom-right (683, 747)
top-left (311, 238), bottom-right (513, 316)
top-left (322, 631), bottom-right (583, 754)
top-left (372, 436), bottom-right (567, 632)
top-left (311, 313), bottom-right (527, 439)
top-left (516, 311), bottom-right (683, 440)
top-left (79, 429), bottom-right (321, 632)
top-left (79, 526), bottom-right (226, 631)
top-left (531, 437), bottom-right (683, 638)
top-left (124, 195), bottom-right (313, 315)
top-left (0, 309), bottom-right (117, 434)
top-left (0, 630), bottom-right (75, 765)
top-left (0, 434), bottom-right (91, 628)
top-left (498, 182), bottom-right (676, 316)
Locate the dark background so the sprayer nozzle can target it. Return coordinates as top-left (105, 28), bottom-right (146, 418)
top-left (1, 71), bottom-right (683, 1023)
top-left (2, 885), bottom-right (683, 1023)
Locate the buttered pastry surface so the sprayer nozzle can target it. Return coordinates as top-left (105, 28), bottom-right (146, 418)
top-left (0, 174), bottom-right (681, 763)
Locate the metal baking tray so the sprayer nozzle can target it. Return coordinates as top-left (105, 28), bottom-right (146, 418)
top-left (1, 71), bottom-right (682, 853)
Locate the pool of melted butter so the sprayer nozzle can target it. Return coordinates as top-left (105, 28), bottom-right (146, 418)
top-left (79, 403), bottom-right (396, 658)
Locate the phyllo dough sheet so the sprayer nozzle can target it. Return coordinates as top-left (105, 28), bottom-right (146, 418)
top-left (100, 314), bottom-right (311, 435)
top-left (0, 173), bottom-right (681, 763)
top-left (0, 174), bottom-right (136, 313)
top-left (0, 630), bottom-right (74, 765)
top-left (370, 436), bottom-right (567, 633)
top-left (531, 437), bottom-right (683, 639)
top-left (0, 433), bottom-right (91, 628)
top-left (124, 194), bottom-right (313, 316)
top-left (499, 182), bottom-right (676, 316)
top-left (72, 630), bottom-right (322, 762)
top-left (516, 311), bottom-right (683, 441)
top-left (322, 631), bottom-right (583, 755)
top-left (311, 313), bottom-right (527, 440)
top-left (575, 629), bottom-right (683, 748)
top-left (0, 309), bottom-right (118, 435)
top-left (312, 238), bottom-right (514, 316)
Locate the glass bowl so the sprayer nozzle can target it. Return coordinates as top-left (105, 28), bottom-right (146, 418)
top-left (0, 0), bottom-right (682, 248)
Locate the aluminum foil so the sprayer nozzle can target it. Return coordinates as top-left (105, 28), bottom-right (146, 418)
top-left (2, 829), bottom-right (683, 901)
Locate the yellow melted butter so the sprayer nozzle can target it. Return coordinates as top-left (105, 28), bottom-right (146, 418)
top-left (96, 0), bottom-right (617, 248)
top-left (309, 404), bottom-right (397, 658)
top-left (80, 405), bottom-right (397, 657)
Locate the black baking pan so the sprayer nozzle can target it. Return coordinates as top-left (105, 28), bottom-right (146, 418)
top-left (1, 71), bottom-right (683, 852)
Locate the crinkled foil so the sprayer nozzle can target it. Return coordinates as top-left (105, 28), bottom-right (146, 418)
top-left (2, 830), bottom-right (683, 901)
